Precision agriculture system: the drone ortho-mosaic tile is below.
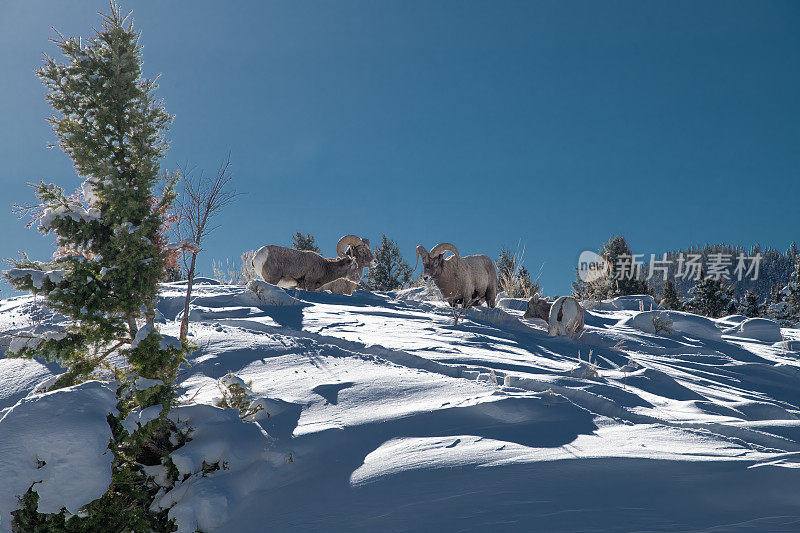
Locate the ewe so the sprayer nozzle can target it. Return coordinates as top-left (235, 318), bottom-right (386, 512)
top-left (524, 294), bottom-right (585, 337)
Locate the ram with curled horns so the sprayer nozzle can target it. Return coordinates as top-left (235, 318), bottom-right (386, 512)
top-left (252, 236), bottom-right (361, 292)
top-left (415, 242), bottom-right (498, 323)
top-left (318, 235), bottom-right (377, 294)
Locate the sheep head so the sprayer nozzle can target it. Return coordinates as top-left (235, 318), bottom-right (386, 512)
top-left (416, 243), bottom-right (460, 283)
top-left (524, 293), bottom-right (551, 320)
top-left (338, 246), bottom-right (361, 278)
top-left (337, 235), bottom-right (377, 269)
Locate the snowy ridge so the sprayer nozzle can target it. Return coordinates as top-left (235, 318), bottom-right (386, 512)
top-left (1, 282), bottom-right (800, 531)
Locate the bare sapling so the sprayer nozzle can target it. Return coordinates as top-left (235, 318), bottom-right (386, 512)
top-left (176, 155), bottom-right (237, 341)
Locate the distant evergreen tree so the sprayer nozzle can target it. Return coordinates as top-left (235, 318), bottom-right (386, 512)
top-left (660, 279), bottom-right (682, 310)
top-left (360, 235), bottom-right (412, 291)
top-left (769, 257), bottom-right (800, 326)
top-left (601, 235), bottom-right (651, 296)
top-left (684, 271), bottom-right (735, 318)
top-left (573, 235), bottom-right (649, 300)
top-left (292, 231), bottom-right (321, 253)
top-left (738, 289), bottom-right (765, 318)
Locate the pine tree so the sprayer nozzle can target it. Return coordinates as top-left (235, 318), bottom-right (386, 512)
top-left (660, 279), bottom-right (682, 310)
top-left (4, 5), bottom-right (186, 528)
top-left (574, 235), bottom-right (649, 300)
top-left (291, 231), bottom-right (321, 253)
top-left (684, 271), bottom-right (735, 318)
top-left (496, 248), bottom-right (516, 287)
top-left (738, 289), bottom-right (764, 318)
top-left (600, 235), bottom-right (650, 296)
top-left (360, 235), bottom-right (412, 291)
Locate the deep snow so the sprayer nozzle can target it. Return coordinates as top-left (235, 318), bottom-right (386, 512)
top-left (2, 281), bottom-right (800, 532)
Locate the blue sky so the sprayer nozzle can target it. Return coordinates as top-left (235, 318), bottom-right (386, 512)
top-left (1, 0), bottom-right (798, 298)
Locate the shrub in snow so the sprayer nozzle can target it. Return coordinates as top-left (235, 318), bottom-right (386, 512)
top-left (652, 312), bottom-right (674, 335)
top-left (496, 247), bottom-right (539, 299)
top-left (211, 250), bottom-right (258, 286)
top-left (215, 372), bottom-right (264, 421)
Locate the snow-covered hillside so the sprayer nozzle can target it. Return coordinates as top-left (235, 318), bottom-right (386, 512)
top-left (2, 281), bottom-right (800, 532)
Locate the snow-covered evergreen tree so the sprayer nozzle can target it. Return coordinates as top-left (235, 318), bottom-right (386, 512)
top-left (573, 235), bottom-right (649, 300)
top-left (683, 271), bottom-right (735, 318)
top-left (769, 257), bottom-right (800, 326)
top-left (361, 235), bottom-right (412, 291)
top-left (4, 5), bottom-right (187, 528)
top-left (660, 279), bottom-right (682, 310)
top-left (738, 289), bottom-right (765, 318)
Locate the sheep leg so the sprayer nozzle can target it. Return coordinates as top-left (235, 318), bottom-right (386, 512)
top-left (452, 303), bottom-right (467, 325)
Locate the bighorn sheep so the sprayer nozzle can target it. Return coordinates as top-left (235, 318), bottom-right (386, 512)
top-left (318, 235), bottom-right (376, 294)
top-left (416, 242), bottom-right (497, 324)
top-left (252, 242), bottom-right (359, 292)
top-left (524, 294), bottom-right (584, 337)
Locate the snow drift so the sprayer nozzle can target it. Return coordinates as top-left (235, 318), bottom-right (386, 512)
top-left (1, 282), bottom-right (800, 532)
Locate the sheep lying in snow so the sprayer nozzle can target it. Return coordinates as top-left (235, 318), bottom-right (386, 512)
top-left (524, 294), bottom-right (584, 337)
top-left (318, 235), bottom-right (376, 294)
top-left (252, 243), bottom-right (359, 292)
top-left (416, 242), bottom-right (497, 323)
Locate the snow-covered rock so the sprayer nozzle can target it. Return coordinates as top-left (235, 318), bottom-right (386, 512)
top-left (0, 381), bottom-right (118, 531)
top-left (606, 294), bottom-right (658, 311)
top-left (619, 310), bottom-right (721, 338)
top-left (496, 297), bottom-right (528, 311)
top-left (244, 280), bottom-right (302, 306)
top-left (723, 317), bottom-right (784, 343)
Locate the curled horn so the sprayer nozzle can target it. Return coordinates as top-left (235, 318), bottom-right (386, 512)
top-left (430, 242), bottom-right (460, 261)
top-left (336, 235), bottom-right (363, 257)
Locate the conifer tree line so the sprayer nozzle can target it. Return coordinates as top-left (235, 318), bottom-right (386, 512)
top-left (572, 235), bottom-right (800, 325)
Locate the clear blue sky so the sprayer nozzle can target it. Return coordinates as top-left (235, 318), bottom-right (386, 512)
top-left (1, 0), bottom-right (798, 298)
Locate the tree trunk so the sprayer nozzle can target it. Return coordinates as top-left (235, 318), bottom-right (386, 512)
top-left (127, 314), bottom-right (138, 340)
top-left (180, 252), bottom-right (198, 342)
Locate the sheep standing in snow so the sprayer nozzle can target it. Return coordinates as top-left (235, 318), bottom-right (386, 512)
top-left (524, 294), bottom-right (585, 337)
top-left (415, 242), bottom-right (497, 324)
top-left (252, 244), bottom-right (359, 292)
top-left (318, 235), bottom-right (377, 294)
